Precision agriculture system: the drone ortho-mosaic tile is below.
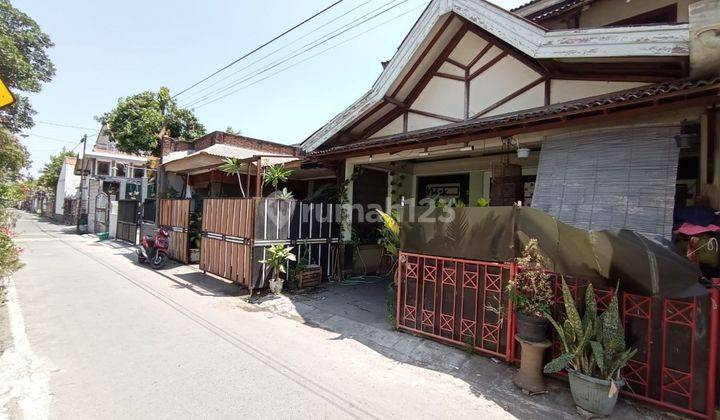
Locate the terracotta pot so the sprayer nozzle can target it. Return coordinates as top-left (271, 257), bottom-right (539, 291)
top-left (568, 369), bottom-right (624, 416)
top-left (515, 312), bottom-right (548, 342)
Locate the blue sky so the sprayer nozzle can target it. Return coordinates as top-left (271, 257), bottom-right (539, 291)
top-left (14, 0), bottom-right (525, 176)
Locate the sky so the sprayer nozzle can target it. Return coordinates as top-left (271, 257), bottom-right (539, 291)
top-left (14, 0), bottom-right (527, 176)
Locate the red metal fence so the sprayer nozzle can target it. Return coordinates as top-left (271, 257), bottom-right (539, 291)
top-left (396, 251), bottom-right (720, 419)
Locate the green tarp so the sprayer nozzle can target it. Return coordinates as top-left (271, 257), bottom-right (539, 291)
top-left (399, 206), bottom-right (705, 297)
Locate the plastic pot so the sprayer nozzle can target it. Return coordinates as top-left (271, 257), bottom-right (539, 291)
top-left (515, 312), bottom-right (548, 342)
top-left (568, 369), bottom-right (624, 416)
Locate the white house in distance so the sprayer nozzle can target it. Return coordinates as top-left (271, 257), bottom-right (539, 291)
top-left (75, 126), bottom-right (153, 233)
top-left (53, 156), bottom-right (81, 222)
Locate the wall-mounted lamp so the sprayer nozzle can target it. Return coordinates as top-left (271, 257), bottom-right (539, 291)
top-left (517, 148), bottom-right (530, 159)
top-left (674, 133), bottom-right (696, 149)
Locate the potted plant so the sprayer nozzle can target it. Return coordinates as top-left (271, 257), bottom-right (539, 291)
top-left (506, 239), bottom-right (553, 342)
top-left (260, 244), bottom-right (296, 294)
top-left (544, 279), bottom-right (636, 416)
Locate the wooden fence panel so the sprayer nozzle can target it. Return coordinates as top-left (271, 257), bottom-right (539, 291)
top-left (158, 199), bottom-right (190, 263)
top-left (199, 198), bottom-right (254, 286)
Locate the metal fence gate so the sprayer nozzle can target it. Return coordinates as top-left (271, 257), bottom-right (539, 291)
top-left (157, 199), bottom-right (190, 263)
top-left (252, 199), bottom-right (339, 290)
top-left (199, 198), bottom-right (254, 287)
top-left (94, 192), bottom-right (109, 233)
top-left (396, 252), bottom-right (515, 360)
top-left (116, 200), bottom-right (139, 244)
top-left (396, 251), bottom-right (720, 419)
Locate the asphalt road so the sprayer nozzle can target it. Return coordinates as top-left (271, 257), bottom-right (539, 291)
top-left (1, 213), bottom-right (520, 419)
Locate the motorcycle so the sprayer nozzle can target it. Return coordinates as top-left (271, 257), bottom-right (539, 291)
top-left (138, 227), bottom-right (170, 269)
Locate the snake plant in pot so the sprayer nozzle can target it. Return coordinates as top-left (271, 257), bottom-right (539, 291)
top-left (543, 279), bottom-right (636, 416)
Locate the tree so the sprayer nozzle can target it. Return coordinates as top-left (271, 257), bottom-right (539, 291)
top-left (38, 148), bottom-right (77, 192)
top-left (218, 157), bottom-right (246, 197)
top-left (99, 87), bottom-right (205, 155)
top-left (225, 126), bottom-right (241, 135)
top-left (0, 129), bottom-right (30, 180)
top-left (0, 0), bottom-right (56, 131)
top-left (0, 128), bottom-right (31, 276)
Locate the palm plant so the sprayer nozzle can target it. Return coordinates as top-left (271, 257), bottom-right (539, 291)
top-left (263, 164), bottom-right (292, 190)
top-left (218, 157), bottom-right (246, 197)
top-left (260, 244), bottom-right (296, 294)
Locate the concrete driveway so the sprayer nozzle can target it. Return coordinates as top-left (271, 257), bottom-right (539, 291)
top-left (0, 212), bottom-right (664, 419)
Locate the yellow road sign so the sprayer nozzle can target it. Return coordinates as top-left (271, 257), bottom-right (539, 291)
top-left (0, 78), bottom-right (15, 109)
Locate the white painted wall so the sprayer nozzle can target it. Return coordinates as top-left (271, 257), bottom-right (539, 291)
top-left (448, 31), bottom-right (488, 65)
top-left (370, 115), bottom-right (404, 138)
top-left (411, 76), bottom-right (465, 119)
top-left (550, 80), bottom-right (648, 104)
top-left (469, 56), bottom-right (541, 116)
top-left (54, 159), bottom-right (80, 215)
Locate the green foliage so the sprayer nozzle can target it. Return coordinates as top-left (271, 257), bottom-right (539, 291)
top-left (506, 239), bottom-right (553, 317)
top-left (0, 226), bottom-right (22, 277)
top-left (38, 148), bottom-right (77, 192)
top-left (386, 281), bottom-right (397, 329)
top-left (260, 244), bottom-right (296, 289)
top-left (263, 164), bottom-right (292, 190)
top-left (477, 198), bottom-right (490, 207)
top-left (0, 0), bottom-right (55, 131)
top-left (188, 212), bottom-right (202, 249)
top-left (218, 157), bottom-right (246, 197)
top-left (0, 128), bottom-right (31, 277)
top-left (100, 87), bottom-right (205, 155)
top-left (276, 187), bottom-right (293, 200)
top-left (544, 279), bottom-right (637, 381)
top-left (376, 209), bottom-right (399, 257)
top-left (225, 126), bottom-right (241, 135)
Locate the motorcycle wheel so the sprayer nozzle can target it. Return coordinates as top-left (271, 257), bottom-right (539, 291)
top-left (150, 252), bottom-right (168, 269)
top-left (137, 250), bottom-right (146, 263)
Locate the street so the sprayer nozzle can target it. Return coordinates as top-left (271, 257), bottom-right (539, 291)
top-left (1, 212), bottom-right (528, 419)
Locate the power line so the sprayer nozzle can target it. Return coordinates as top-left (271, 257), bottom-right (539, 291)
top-left (36, 121), bottom-right (97, 131)
top-left (186, 0), bottom-right (411, 108)
top-left (172, 0), bottom-right (346, 99)
top-left (192, 1), bottom-right (428, 110)
top-left (22, 133), bottom-right (98, 145)
top-left (178, 0), bottom-right (378, 105)
top-left (183, 0), bottom-right (405, 107)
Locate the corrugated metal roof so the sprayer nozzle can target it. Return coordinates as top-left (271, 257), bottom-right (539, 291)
top-left (311, 76), bottom-right (720, 157)
top-left (162, 143), bottom-right (298, 169)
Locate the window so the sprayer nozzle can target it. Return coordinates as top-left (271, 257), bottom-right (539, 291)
top-left (133, 167), bottom-right (145, 178)
top-left (115, 162), bottom-right (126, 177)
top-left (96, 161), bottom-right (110, 176)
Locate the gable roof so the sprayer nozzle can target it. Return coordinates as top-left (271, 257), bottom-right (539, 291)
top-left (309, 76), bottom-right (720, 158)
top-left (301, 0), bottom-right (689, 153)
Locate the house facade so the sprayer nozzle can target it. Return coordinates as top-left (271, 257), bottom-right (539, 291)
top-left (53, 156), bottom-right (81, 223)
top-left (302, 0), bottom-right (720, 244)
top-left (75, 127), bottom-right (153, 233)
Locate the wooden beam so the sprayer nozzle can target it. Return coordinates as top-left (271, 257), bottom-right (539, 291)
top-left (254, 157), bottom-right (262, 198)
top-left (435, 72), bottom-right (465, 81)
top-left (445, 57), bottom-right (467, 70)
top-left (467, 25), bottom-right (548, 76)
top-left (472, 77), bottom-right (546, 118)
top-left (313, 95), bottom-right (720, 161)
top-left (466, 42), bottom-right (494, 71)
top-left (408, 109), bottom-right (463, 123)
top-left (468, 52), bottom-right (508, 80)
top-left (391, 15), bottom-right (454, 98)
top-left (383, 95), bottom-right (408, 109)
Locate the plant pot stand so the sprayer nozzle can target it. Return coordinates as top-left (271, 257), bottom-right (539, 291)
top-left (513, 334), bottom-right (551, 394)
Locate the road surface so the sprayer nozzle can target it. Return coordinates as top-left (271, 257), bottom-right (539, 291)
top-left (1, 213), bottom-right (525, 419)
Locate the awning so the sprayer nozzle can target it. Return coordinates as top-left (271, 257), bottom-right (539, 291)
top-left (400, 206), bottom-right (706, 297)
top-left (162, 143), bottom-right (299, 173)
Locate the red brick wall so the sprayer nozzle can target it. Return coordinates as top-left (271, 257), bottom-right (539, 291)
top-left (162, 131), bottom-right (302, 157)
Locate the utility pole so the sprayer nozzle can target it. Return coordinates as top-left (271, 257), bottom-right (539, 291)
top-left (76, 134), bottom-right (87, 233)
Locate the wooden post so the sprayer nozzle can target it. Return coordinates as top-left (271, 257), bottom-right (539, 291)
top-left (254, 157), bottom-right (262, 198)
